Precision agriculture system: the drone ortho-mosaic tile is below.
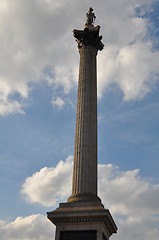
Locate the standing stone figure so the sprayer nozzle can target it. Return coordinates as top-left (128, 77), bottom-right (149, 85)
top-left (86, 7), bottom-right (96, 25)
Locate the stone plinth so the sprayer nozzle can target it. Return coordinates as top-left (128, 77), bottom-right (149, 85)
top-left (47, 201), bottom-right (117, 240)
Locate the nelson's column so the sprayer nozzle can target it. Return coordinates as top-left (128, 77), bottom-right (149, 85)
top-left (47, 8), bottom-right (117, 240)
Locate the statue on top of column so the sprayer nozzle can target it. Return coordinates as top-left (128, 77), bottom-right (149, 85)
top-left (85, 7), bottom-right (96, 28)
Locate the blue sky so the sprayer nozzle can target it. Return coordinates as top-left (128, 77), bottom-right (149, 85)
top-left (0, 0), bottom-right (159, 239)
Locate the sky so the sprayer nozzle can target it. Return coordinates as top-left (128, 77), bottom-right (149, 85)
top-left (0, 0), bottom-right (159, 239)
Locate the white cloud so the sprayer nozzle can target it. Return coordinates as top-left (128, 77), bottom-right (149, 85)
top-left (21, 156), bottom-right (159, 240)
top-left (112, 217), bottom-right (159, 240)
top-left (98, 165), bottom-right (159, 220)
top-left (0, 214), bottom-right (54, 240)
top-left (51, 96), bottom-right (65, 109)
top-left (21, 156), bottom-right (73, 207)
top-left (0, 0), bottom-right (78, 115)
top-left (0, 0), bottom-right (159, 115)
top-left (0, 98), bottom-right (25, 116)
top-left (99, 164), bottom-right (159, 240)
top-left (98, 42), bottom-right (159, 101)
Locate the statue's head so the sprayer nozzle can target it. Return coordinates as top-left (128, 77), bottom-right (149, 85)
top-left (88, 7), bottom-right (93, 13)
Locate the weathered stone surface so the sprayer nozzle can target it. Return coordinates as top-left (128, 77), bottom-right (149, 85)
top-left (47, 202), bottom-right (117, 240)
top-left (69, 45), bottom-right (98, 201)
top-left (73, 26), bottom-right (104, 51)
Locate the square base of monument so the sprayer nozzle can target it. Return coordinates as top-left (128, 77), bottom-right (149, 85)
top-left (59, 230), bottom-right (97, 240)
top-left (56, 225), bottom-right (107, 240)
top-left (47, 201), bottom-right (117, 240)
top-left (55, 222), bottom-right (109, 240)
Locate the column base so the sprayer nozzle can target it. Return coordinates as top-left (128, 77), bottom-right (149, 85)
top-left (47, 201), bottom-right (117, 240)
top-left (68, 193), bottom-right (101, 203)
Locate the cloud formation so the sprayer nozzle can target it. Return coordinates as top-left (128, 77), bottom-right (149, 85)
top-left (0, 0), bottom-right (159, 115)
top-left (98, 42), bottom-right (159, 100)
top-left (51, 96), bottom-right (65, 109)
top-left (0, 214), bottom-right (54, 240)
top-left (21, 156), bottom-right (73, 207)
top-left (21, 156), bottom-right (159, 240)
top-left (99, 164), bottom-right (159, 217)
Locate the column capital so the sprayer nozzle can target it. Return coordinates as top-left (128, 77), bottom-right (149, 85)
top-left (73, 26), bottom-right (104, 51)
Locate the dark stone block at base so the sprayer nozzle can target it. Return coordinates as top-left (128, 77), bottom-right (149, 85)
top-left (60, 230), bottom-right (97, 240)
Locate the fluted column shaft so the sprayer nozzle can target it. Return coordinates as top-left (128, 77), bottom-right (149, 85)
top-left (68, 45), bottom-right (100, 203)
top-left (68, 23), bottom-right (103, 203)
top-left (73, 45), bottom-right (97, 195)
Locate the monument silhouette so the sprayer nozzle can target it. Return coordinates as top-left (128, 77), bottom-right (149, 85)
top-left (47, 8), bottom-right (117, 240)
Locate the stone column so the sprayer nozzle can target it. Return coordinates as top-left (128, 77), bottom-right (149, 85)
top-left (73, 45), bottom-right (97, 195)
top-left (68, 10), bottom-right (104, 203)
top-left (47, 9), bottom-right (117, 240)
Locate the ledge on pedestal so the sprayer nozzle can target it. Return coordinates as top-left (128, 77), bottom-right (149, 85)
top-left (47, 200), bottom-right (117, 240)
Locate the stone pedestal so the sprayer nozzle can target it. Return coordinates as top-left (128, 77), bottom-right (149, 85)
top-left (47, 201), bottom-right (117, 240)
